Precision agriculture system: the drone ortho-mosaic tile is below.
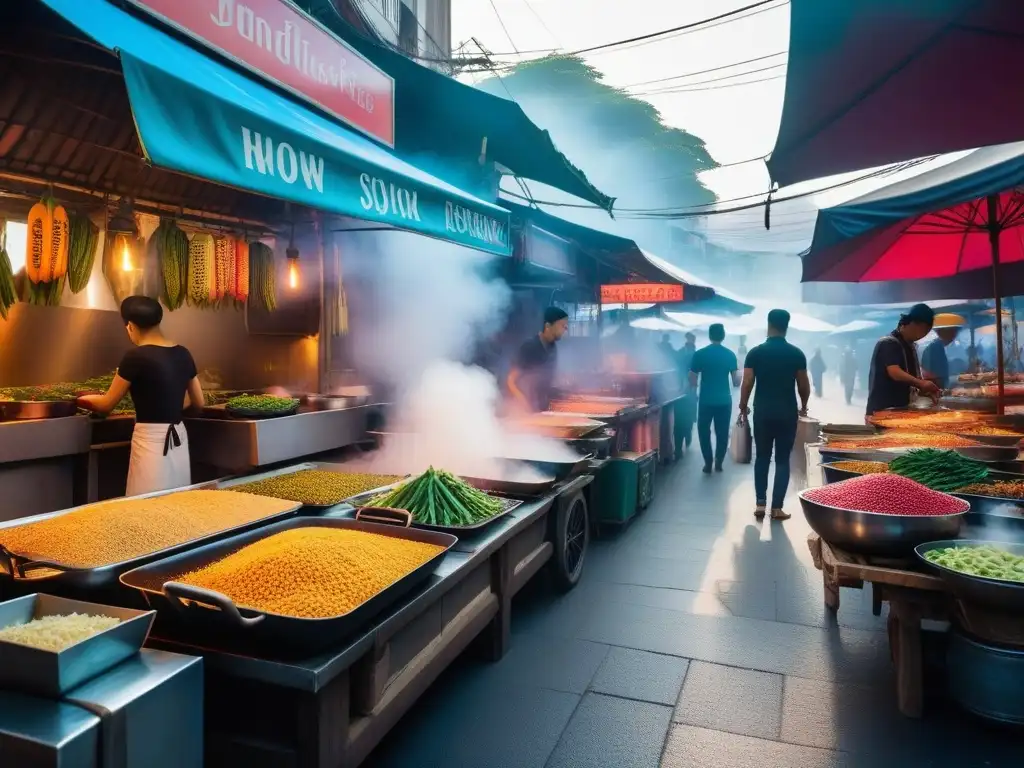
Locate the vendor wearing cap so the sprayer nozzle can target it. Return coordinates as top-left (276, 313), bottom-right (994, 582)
top-left (866, 303), bottom-right (941, 416)
top-left (921, 313), bottom-right (964, 390)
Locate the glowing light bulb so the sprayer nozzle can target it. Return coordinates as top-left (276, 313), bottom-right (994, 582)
top-left (120, 238), bottom-right (133, 272)
top-left (288, 259), bottom-right (299, 290)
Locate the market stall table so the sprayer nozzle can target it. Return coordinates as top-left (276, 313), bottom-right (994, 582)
top-left (144, 474), bottom-right (593, 767)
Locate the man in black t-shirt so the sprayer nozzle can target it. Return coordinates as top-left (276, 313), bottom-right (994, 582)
top-left (78, 296), bottom-right (204, 496)
top-left (866, 303), bottom-right (940, 416)
top-left (507, 307), bottom-right (569, 412)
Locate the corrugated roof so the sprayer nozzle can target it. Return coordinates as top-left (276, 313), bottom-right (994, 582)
top-left (0, 2), bottom-right (284, 222)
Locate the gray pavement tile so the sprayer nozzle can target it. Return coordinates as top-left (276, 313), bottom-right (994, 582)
top-left (590, 647), bottom-right (690, 705)
top-left (713, 579), bottom-right (777, 621)
top-left (673, 661), bottom-right (783, 740)
top-left (466, 632), bottom-right (609, 695)
top-left (545, 693), bottom-right (672, 768)
top-left (661, 724), bottom-right (851, 768)
top-left (589, 555), bottom-right (709, 591)
top-left (367, 683), bottom-right (580, 768)
top-left (575, 600), bottom-right (893, 686)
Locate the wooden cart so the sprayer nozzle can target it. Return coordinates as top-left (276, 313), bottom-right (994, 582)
top-left (808, 533), bottom-right (1024, 718)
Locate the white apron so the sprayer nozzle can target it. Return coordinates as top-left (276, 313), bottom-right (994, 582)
top-left (126, 422), bottom-right (191, 497)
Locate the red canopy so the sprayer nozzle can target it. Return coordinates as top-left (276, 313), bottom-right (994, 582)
top-left (769, 0), bottom-right (1024, 187)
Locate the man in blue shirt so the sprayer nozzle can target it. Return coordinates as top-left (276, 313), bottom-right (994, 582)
top-left (690, 324), bottom-right (739, 473)
top-left (739, 309), bottom-right (811, 520)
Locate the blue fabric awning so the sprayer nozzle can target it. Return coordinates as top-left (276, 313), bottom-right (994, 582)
top-left (39, 0), bottom-right (510, 256)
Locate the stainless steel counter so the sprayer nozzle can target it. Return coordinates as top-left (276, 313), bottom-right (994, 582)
top-left (0, 689), bottom-right (100, 768)
top-left (185, 404), bottom-right (376, 474)
top-left (65, 650), bottom-right (203, 768)
top-left (0, 416), bottom-right (91, 521)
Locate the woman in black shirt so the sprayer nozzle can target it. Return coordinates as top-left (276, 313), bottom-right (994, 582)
top-left (78, 296), bottom-right (204, 496)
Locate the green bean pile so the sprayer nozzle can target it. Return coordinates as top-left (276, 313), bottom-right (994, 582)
top-left (226, 394), bottom-right (298, 413)
top-left (888, 449), bottom-right (988, 493)
top-left (924, 545), bottom-right (1024, 583)
top-left (368, 468), bottom-right (503, 527)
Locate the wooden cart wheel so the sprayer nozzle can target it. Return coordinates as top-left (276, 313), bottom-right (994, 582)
top-left (550, 491), bottom-right (589, 592)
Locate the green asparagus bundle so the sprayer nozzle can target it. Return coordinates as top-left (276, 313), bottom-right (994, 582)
top-left (367, 467), bottom-right (503, 527)
top-left (888, 448), bottom-right (988, 493)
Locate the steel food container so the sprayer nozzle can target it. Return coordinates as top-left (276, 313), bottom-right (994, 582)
top-left (915, 539), bottom-right (1024, 611)
top-left (798, 489), bottom-right (968, 555)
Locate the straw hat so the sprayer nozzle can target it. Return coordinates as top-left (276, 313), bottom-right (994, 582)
top-left (932, 313), bottom-right (965, 329)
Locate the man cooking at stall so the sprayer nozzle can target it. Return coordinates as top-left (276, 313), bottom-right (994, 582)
top-left (865, 303), bottom-right (940, 417)
top-left (78, 296), bottom-right (204, 496)
top-left (921, 313), bottom-right (964, 390)
top-left (506, 306), bottom-right (569, 412)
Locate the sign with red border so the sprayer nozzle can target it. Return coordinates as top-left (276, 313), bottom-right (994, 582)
top-left (601, 283), bottom-right (684, 303)
top-left (126, 0), bottom-right (396, 146)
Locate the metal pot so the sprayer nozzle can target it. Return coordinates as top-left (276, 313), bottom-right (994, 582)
top-left (0, 400), bottom-right (79, 421)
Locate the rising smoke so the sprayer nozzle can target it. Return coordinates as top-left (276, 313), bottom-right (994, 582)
top-left (335, 229), bottom-right (575, 477)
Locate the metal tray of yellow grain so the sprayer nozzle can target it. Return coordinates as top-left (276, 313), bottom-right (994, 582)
top-left (118, 511), bottom-right (457, 653)
top-left (0, 482), bottom-right (303, 590)
top-left (216, 461), bottom-right (406, 510)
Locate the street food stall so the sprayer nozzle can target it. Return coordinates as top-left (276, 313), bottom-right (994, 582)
top-left (799, 410), bottom-right (1024, 722)
top-left (0, 3), bottom-right (615, 766)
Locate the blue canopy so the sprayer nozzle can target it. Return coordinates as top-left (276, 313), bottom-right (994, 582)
top-left (39, 0), bottom-right (510, 256)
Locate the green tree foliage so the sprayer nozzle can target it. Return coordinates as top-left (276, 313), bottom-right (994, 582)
top-left (474, 55), bottom-right (717, 210)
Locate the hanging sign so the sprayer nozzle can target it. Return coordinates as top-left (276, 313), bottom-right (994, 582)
top-left (124, 0), bottom-right (396, 146)
top-left (601, 283), bottom-right (684, 303)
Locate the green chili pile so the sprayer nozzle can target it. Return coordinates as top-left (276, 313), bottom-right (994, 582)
top-left (367, 468), bottom-right (503, 527)
top-left (888, 448), bottom-right (988, 493)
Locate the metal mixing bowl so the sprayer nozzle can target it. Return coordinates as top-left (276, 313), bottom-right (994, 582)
top-left (798, 489), bottom-right (968, 555)
top-left (915, 539), bottom-right (1024, 611)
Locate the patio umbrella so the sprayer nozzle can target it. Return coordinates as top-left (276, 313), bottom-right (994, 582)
top-left (803, 143), bottom-right (1024, 412)
top-left (770, 0), bottom-right (1024, 187)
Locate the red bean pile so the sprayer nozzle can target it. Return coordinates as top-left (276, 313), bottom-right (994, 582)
top-left (806, 474), bottom-right (968, 516)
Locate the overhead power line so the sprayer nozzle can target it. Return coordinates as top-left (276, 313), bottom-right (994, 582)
top-left (616, 51), bottom-right (786, 90)
top-left (487, 0), bottom-right (521, 55)
top-left (453, 0), bottom-right (788, 66)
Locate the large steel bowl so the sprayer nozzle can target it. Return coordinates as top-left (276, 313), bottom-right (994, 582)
top-left (798, 489), bottom-right (968, 555)
top-left (954, 445), bottom-right (1021, 463)
top-left (956, 433), bottom-right (1024, 448)
top-left (820, 462), bottom-right (886, 485)
top-left (915, 539), bottom-right (1024, 611)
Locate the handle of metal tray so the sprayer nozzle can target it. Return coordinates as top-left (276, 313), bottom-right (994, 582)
top-left (0, 544), bottom-right (67, 580)
top-left (355, 506), bottom-right (412, 528)
top-left (162, 582), bottom-right (265, 627)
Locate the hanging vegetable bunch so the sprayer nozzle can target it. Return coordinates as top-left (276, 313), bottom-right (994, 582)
top-left (67, 212), bottom-right (99, 294)
top-left (154, 218), bottom-right (189, 310)
top-left (23, 196), bottom-right (70, 306)
top-left (186, 232), bottom-right (215, 307)
top-left (234, 238), bottom-right (249, 307)
top-left (248, 241), bottom-right (276, 312)
top-left (0, 219), bottom-right (17, 320)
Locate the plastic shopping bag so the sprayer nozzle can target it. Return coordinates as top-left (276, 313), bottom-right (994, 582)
top-left (731, 415), bottom-right (752, 464)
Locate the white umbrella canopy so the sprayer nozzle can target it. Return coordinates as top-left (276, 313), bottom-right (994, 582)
top-left (665, 307), bottom-right (836, 336)
top-left (830, 319), bottom-right (881, 335)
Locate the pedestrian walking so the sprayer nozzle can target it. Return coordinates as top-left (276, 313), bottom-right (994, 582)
top-left (810, 348), bottom-right (826, 398)
top-left (690, 324), bottom-right (739, 474)
top-left (675, 333), bottom-right (697, 456)
top-left (840, 346), bottom-right (857, 405)
top-left (738, 309), bottom-right (811, 520)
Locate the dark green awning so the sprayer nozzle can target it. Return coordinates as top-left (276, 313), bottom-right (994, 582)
top-left (320, 22), bottom-right (614, 212)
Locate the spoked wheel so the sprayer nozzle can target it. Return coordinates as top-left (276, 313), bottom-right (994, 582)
top-left (550, 491), bottom-right (589, 592)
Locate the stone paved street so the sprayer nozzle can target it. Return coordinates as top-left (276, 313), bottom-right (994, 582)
top-left (366, 387), bottom-right (1021, 768)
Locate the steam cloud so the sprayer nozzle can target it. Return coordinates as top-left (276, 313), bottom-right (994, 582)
top-left (334, 229), bottom-right (575, 477)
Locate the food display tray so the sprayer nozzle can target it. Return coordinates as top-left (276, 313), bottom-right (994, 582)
top-left (118, 515), bottom-right (456, 654)
top-left (459, 474), bottom-right (557, 498)
top-left (955, 433), bottom-right (1024, 447)
top-left (915, 539), bottom-right (1024, 611)
top-left (495, 453), bottom-right (593, 482)
top-left (0, 400), bottom-right (80, 421)
top-left (225, 403), bottom-right (300, 420)
top-left (0, 483), bottom-right (302, 590)
top-left (217, 462), bottom-right (406, 510)
top-left (349, 489), bottom-right (524, 534)
top-left (0, 593), bottom-right (154, 697)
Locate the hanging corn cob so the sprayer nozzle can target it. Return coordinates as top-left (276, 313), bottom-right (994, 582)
top-left (248, 241), bottom-right (276, 312)
top-left (154, 218), bottom-right (188, 309)
top-left (47, 200), bottom-right (69, 282)
top-left (223, 235), bottom-right (237, 300)
top-left (213, 235), bottom-right (233, 304)
top-left (67, 212), bottom-right (99, 294)
top-left (25, 201), bottom-right (48, 284)
top-left (187, 233), bottom-right (215, 307)
top-left (234, 239), bottom-right (249, 305)
top-left (0, 220), bottom-right (17, 320)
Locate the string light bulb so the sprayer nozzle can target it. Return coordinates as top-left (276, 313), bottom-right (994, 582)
top-left (286, 220), bottom-right (299, 291)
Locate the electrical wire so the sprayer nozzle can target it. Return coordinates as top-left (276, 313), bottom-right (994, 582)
top-left (616, 51), bottom-right (787, 90)
top-left (635, 73), bottom-right (786, 96)
top-left (487, 0), bottom-right (521, 55)
top-left (520, 0), bottom-right (562, 47)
